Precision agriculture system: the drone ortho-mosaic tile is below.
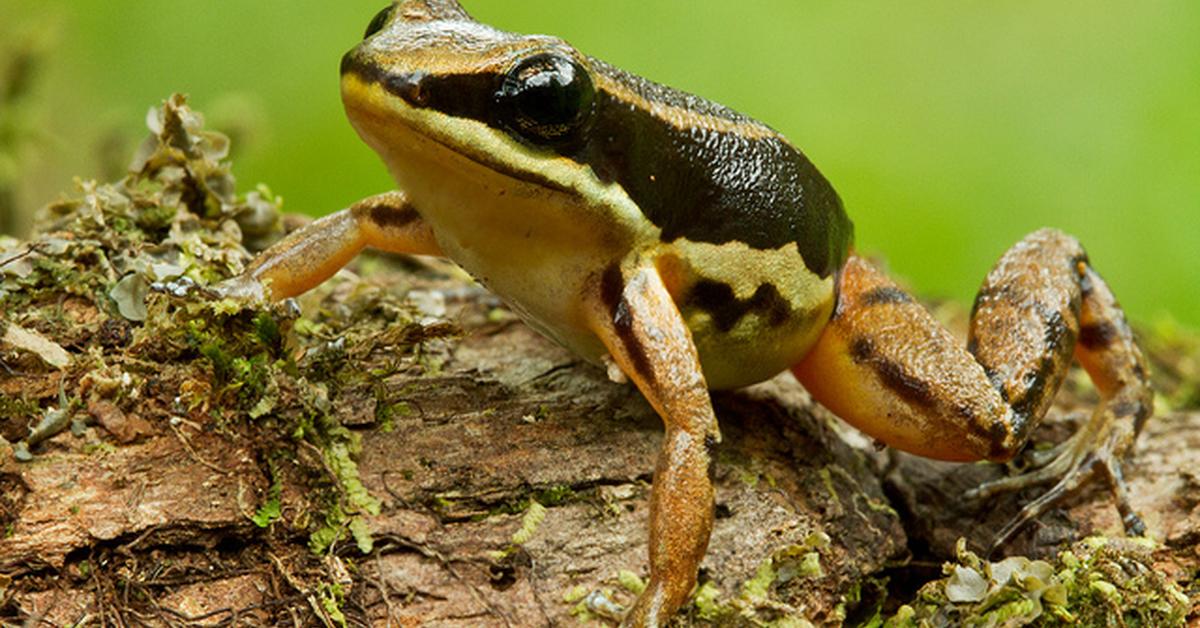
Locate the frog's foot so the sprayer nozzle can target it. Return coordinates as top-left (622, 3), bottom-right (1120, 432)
top-left (968, 390), bottom-right (1147, 551)
top-left (207, 273), bottom-right (267, 301)
top-left (792, 230), bottom-right (1152, 553)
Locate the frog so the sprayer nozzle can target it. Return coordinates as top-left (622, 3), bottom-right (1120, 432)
top-left (217, 1), bottom-right (1153, 625)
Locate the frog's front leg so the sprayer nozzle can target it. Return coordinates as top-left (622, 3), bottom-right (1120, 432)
top-left (218, 191), bottom-right (442, 300)
top-left (793, 229), bottom-right (1152, 549)
top-left (584, 260), bottom-right (720, 628)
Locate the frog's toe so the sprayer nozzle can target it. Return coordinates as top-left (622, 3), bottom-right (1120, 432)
top-left (965, 430), bottom-right (1087, 503)
top-left (981, 404), bottom-right (1143, 552)
top-left (1021, 435), bottom-right (1073, 470)
top-left (583, 589), bottom-right (625, 622)
top-left (208, 274), bottom-right (267, 301)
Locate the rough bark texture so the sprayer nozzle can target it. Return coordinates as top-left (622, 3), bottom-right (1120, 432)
top-left (4, 259), bottom-right (1198, 626)
top-left (0, 265), bottom-right (911, 626)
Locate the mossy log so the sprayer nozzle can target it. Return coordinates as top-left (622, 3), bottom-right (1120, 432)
top-left (1, 96), bottom-right (1196, 626)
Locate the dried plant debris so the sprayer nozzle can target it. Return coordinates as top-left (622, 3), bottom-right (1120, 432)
top-left (0, 94), bottom-right (453, 559)
top-left (881, 537), bottom-right (1190, 627)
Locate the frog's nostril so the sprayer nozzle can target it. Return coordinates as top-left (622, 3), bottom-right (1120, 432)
top-left (387, 72), bottom-right (430, 106)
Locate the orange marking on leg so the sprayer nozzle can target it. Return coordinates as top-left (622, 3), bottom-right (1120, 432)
top-left (237, 191), bottom-right (441, 301)
top-left (793, 256), bottom-right (1007, 462)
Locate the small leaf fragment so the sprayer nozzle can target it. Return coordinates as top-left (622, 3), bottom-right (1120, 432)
top-left (1, 323), bottom-right (71, 368)
top-left (110, 273), bottom-right (149, 321)
top-left (946, 565), bottom-right (988, 603)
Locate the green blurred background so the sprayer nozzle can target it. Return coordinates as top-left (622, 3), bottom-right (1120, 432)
top-left (2, 0), bottom-right (1197, 326)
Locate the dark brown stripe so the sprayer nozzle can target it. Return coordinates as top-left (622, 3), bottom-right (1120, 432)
top-left (600, 264), bottom-right (655, 387)
top-left (970, 284), bottom-right (1012, 319)
top-left (599, 262), bottom-right (623, 312)
top-left (849, 336), bottom-right (874, 362)
top-left (1133, 361), bottom-right (1148, 384)
top-left (1134, 400), bottom-right (1152, 433)
top-left (849, 336), bottom-right (936, 410)
top-left (859, 286), bottom-right (913, 307)
top-left (685, 280), bottom-right (791, 333)
top-left (986, 417), bottom-right (1014, 459)
top-left (1078, 321), bottom-right (1118, 350)
top-left (873, 357), bottom-right (937, 410)
top-left (1007, 309), bottom-right (1076, 433)
top-left (1112, 398), bottom-right (1152, 433)
top-left (366, 202), bottom-right (420, 230)
top-left (704, 433), bottom-right (719, 482)
top-left (1112, 399), bottom-right (1140, 419)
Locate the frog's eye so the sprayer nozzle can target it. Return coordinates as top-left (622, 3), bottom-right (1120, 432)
top-left (364, 5), bottom-right (393, 39)
top-left (495, 53), bottom-right (596, 146)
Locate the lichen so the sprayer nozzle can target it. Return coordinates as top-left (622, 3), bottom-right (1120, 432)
top-left (883, 536), bottom-right (1190, 627)
top-left (685, 530), bottom-right (833, 625)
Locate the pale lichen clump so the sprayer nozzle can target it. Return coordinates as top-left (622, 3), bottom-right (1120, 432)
top-left (0, 94), bottom-right (453, 557)
top-left (884, 537), bottom-right (1189, 627)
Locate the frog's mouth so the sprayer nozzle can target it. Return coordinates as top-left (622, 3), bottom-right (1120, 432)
top-left (340, 52), bottom-right (582, 195)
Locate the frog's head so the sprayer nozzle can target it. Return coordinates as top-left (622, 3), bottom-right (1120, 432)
top-left (339, 1), bottom-right (634, 251)
top-left (342, 1), bottom-right (596, 149)
top-left (340, 1), bottom-right (851, 280)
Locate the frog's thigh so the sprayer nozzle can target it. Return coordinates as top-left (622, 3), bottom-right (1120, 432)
top-left (239, 191), bottom-right (442, 299)
top-left (793, 256), bottom-right (1015, 462)
top-left (584, 261), bottom-right (720, 628)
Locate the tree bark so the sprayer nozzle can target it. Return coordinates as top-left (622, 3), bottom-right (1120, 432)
top-left (2, 260), bottom-right (1197, 626)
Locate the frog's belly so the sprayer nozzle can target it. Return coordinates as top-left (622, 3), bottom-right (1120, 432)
top-left (442, 234), bottom-right (834, 392)
top-left (684, 299), bottom-right (831, 390)
top-left (440, 235), bottom-right (612, 365)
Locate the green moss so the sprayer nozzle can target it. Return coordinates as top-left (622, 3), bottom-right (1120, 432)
top-left (2, 95), bottom-right (462, 563)
top-left (316, 582), bottom-right (348, 628)
top-left (838, 577), bottom-right (889, 627)
top-left (688, 531), bottom-right (834, 624)
top-left (302, 407), bottom-right (383, 555)
top-left (0, 395), bottom-right (38, 422)
top-left (511, 501), bottom-right (547, 546)
top-left (818, 467), bottom-right (844, 515)
top-left (617, 569), bottom-right (646, 595)
top-left (251, 456), bottom-right (283, 528)
top-left (535, 484), bottom-right (577, 507)
top-left (562, 584), bottom-right (589, 605)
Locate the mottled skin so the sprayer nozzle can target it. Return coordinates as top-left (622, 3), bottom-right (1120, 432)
top-left (219, 1), bottom-right (1153, 625)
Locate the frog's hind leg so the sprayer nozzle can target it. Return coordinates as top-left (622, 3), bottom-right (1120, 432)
top-left (792, 229), bottom-right (1151, 548)
top-left (218, 191), bottom-right (442, 300)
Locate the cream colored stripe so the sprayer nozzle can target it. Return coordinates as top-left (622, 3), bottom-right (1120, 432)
top-left (594, 74), bottom-right (779, 140)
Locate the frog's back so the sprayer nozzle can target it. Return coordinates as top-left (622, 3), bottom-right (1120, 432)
top-left (582, 59), bottom-right (851, 278)
top-left (577, 60), bottom-right (854, 388)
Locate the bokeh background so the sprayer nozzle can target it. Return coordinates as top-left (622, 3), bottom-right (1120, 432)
top-left (2, 0), bottom-right (1197, 326)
